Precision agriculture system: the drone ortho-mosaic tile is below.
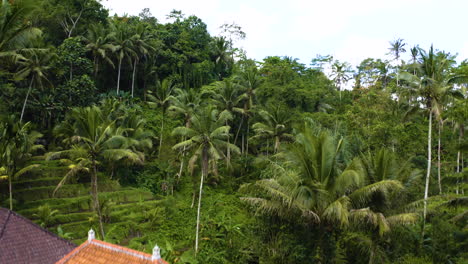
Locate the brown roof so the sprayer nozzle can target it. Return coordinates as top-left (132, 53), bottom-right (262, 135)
top-left (56, 239), bottom-right (169, 264)
top-left (0, 207), bottom-right (76, 264)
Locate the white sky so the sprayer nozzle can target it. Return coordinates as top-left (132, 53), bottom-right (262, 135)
top-left (102, 0), bottom-right (468, 68)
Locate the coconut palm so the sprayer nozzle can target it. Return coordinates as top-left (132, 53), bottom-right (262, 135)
top-left (0, 115), bottom-right (43, 210)
top-left (212, 79), bottom-right (246, 160)
top-left (112, 20), bottom-right (136, 94)
top-left (388, 38), bottom-right (407, 86)
top-left (330, 60), bottom-right (353, 99)
top-left (147, 78), bottom-right (177, 156)
top-left (85, 23), bottom-right (117, 77)
top-left (168, 88), bottom-right (201, 179)
top-left (130, 23), bottom-right (153, 98)
top-left (400, 46), bottom-right (460, 226)
top-left (0, 0), bottom-right (42, 63)
top-left (241, 126), bottom-right (405, 262)
top-left (47, 106), bottom-right (145, 239)
top-left (14, 48), bottom-right (54, 122)
top-left (236, 66), bottom-right (262, 153)
top-left (172, 107), bottom-right (240, 253)
top-left (251, 105), bottom-right (294, 154)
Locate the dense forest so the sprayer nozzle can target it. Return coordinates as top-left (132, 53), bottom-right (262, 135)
top-left (0, 0), bottom-right (467, 263)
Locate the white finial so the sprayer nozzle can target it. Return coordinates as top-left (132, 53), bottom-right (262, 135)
top-left (88, 229), bottom-right (95, 241)
top-left (152, 244), bottom-right (161, 260)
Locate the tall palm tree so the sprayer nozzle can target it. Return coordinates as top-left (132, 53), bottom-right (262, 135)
top-left (112, 20), bottom-right (136, 94)
top-left (241, 126), bottom-right (406, 262)
top-left (388, 38), bottom-right (407, 86)
top-left (172, 107), bottom-right (240, 253)
top-left (251, 105), bottom-right (294, 154)
top-left (236, 66), bottom-right (262, 153)
top-left (168, 88), bottom-right (201, 179)
top-left (212, 79), bottom-right (245, 160)
top-left (0, 0), bottom-right (41, 63)
top-left (147, 78), bottom-right (177, 156)
top-left (47, 106), bottom-right (145, 239)
top-left (0, 115), bottom-right (43, 210)
top-left (212, 36), bottom-right (233, 80)
top-left (330, 60), bottom-right (353, 100)
top-left (14, 48), bottom-right (54, 122)
top-left (130, 23), bottom-right (153, 98)
top-left (400, 46), bottom-right (458, 227)
top-left (85, 23), bottom-right (117, 78)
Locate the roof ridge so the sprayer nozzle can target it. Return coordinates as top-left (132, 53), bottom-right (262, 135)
top-left (0, 207), bottom-right (76, 247)
top-left (0, 209), bottom-right (11, 240)
top-left (91, 239), bottom-right (154, 260)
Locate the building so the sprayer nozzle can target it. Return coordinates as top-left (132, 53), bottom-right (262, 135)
top-left (56, 229), bottom-right (169, 264)
top-left (0, 207), bottom-right (76, 264)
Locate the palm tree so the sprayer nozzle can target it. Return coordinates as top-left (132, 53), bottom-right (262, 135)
top-left (168, 88), bottom-right (201, 179)
top-left (400, 46), bottom-right (459, 227)
top-left (212, 79), bottom-right (246, 160)
top-left (85, 23), bottom-right (117, 78)
top-left (0, 0), bottom-right (41, 63)
top-left (241, 126), bottom-right (406, 261)
top-left (112, 20), bottom-right (136, 94)
top-left (147, 78), bottom-right (177, 156)
top-left (388, 38), bottom-right (407, 86)
top-left (14, 48), bottom-right (54, 122)
top-left (212, 36), bottom-right (233, 80)
top-left (172, 107), bottom-right (240, 253)
top-left (251, 105), bottom-right (294, 154)
top-left (236, 66), bottom-right (262, 153)
top-left (330, 60), bottom-right (353, 100)
top-left (47, 106), bottom-right (145, 239)
top-left (0, 115), bottom-right (43, 210)
top-left (130, 23), bottom-right (153, 98)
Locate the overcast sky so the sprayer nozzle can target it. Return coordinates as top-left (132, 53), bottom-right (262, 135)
top-left (102, 0), bottom-right (468, 67)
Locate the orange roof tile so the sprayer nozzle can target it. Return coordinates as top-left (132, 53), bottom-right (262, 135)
top-left (56, 239), bottom-right (169, 264)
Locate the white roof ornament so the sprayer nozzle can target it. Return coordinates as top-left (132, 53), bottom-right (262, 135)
top-left (152, 244), bottom-right (161, 261)
top-left (88, 229), bottom-right (95, 241)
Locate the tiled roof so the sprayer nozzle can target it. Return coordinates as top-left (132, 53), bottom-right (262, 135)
top-left (0, 207), bottom-right (76, 264)
top-left (56, 238), bottom-right (169, 264)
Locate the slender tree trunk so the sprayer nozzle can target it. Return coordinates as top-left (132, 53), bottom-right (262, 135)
top-left (234, 116), bottom-right (243, 145)
top-left (437, 121), bottom-right (442, 194)
top-left (456, 127), bottom-right (462, 194)
top-left (195, 149), bottom-right (208, 254)
top-left (92, 160), bottom-right (105, 239)
top-left (422, 111), bottom-right (432, 235)
top-left (131, 58), bottom-right (137, 98)
top-left (246, 119), bottom-right (250, 156)
top-left (274, 136), bottom-right (280, 153)
top-left (94, 56), bottom-right (99, 78)
top-left (159, 114), bottom-right (164, 156)
top-left (20, 78), bottom-right (34, 123)
top-left (116, 57), bottom-right (122, 94)
top-left (226, 120), bottom-right (230, 163)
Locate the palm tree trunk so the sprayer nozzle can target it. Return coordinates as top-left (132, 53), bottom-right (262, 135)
top-left (246, 119), bottom-right (250, 156)
top-left (159, 114), bottom-right (164, 156)
top-left (195, 149), bottom-right (209, 254)
top-left (274, 136), bottom-right (280, 153)
top-left (131, 58), bottom-right (137, 98)
top-left (422, 111), bottom-right (432, 232)
top-left (93, 56), bottom-right (99, 78)
top-left (20, 78), bottom-right (34, 123)
top-left (92, 160), bottom-right (105, 239)
top-left (226, 120), bottom-right (230, 162)
top-left (437, 121), bottom-right (442, 194)
top-left (116, 57), bottom-right (122, 94)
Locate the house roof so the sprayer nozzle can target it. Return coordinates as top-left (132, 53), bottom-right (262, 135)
top-left (0, 207), bottom-right (76, 264)
top-left (56, 238), bottom-right (169, 264)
